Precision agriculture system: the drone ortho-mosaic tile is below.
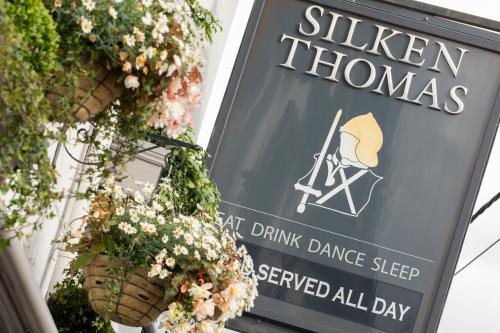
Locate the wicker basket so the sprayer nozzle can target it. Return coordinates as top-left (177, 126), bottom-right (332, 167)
top-left (48, 62), bottom-right (122, 122)
top-left (82, 255), bottom-right (168, 327)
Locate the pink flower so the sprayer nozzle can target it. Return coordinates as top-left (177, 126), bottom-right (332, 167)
top-left (167, 77), bottom-right (183, 99)
top-left (193, 299), bottom-right (215, 321)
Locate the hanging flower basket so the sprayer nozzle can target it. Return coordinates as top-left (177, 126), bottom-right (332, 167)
top-left (45, 0), bottom-right (220, 127)
top-left (64, 141), bottom-right (258, 331)
top-left (48, 61), bottom-right (122, 123)
top-left (82, 255), bottom-right (168, 327)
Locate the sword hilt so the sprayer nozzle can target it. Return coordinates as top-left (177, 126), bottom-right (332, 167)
top-left (297, 203), bottom-right (306, 213)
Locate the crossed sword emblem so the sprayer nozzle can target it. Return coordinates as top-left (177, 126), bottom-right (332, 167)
top-left (295, 109), bottom-right (367, 214)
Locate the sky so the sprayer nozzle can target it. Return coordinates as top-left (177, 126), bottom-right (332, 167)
top-left (418, 0), bottom-right (500, 22)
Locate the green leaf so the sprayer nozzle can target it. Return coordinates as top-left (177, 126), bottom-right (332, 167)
top-left (163, 286), bottom-right (178, 304)
top-left (71, 252), bottom-right (94, 270)
top-left (0, 239), bottom-right (10, 251)
top-left (171, 272), bottom-right (185, 290)
top-left (91, 242), bottom-right (106, 255)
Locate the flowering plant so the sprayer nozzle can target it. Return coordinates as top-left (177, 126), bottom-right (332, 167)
top-left (148, 71), bottom-right (202, 138)
top-left (46, 0), bottom-right (219, 132)
top-left (41, 0), bottom-right (220, 204)
top-left (65, 144), bottom-right (257, 331)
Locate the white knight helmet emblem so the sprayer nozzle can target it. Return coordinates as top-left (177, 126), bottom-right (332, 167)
top-left (295, 110), bottom-right (384, 217)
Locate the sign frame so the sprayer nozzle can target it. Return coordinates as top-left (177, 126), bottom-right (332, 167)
top-left (207, 0), bottom-right (500, 332)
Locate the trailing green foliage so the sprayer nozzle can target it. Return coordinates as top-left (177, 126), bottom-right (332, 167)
top-left (47, 274), bottom-right (113, 333)
top-left (165, 130), bottom-right (220, 218)
top-left (6, 0), bottom-right (59, 77)
top-left (0, 0), bottom-right (63, 248)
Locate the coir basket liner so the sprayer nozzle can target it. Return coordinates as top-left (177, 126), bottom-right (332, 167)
top-left (48, 61), bottom-right (122, 122)
top-left (82, 255), bottom-right (168, 327)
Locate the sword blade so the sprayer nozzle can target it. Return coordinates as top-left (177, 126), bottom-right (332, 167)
top-left (297, 109), bottom-right (342, 213)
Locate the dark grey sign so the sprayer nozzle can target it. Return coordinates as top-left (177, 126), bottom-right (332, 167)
top-left (208, 0), bottom-right (500, 332)
top-left (247, 244), bottom-right (422, 333)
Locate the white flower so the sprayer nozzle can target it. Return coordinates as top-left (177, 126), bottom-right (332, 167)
top-left (134, 191), bottom-right (144, 204)
top-left (153, 201), bottom-right (164, 212)
top-left (123, 34), bottom-right (136, 47)
top-left (113, 184), bottom-right (124, 196)
top-left (143, 182), bottom-right (154, 194)
top-left (142, 0), bottom-right (152, 7)
top-left (194, 250), bottom-right (201, 260)
top-left (172, 321), bottom-right (192, 333)
top-left (160, 50), bottom-right (168, 61)
top-left (165, 201), bottom-right (174, 211)
top-left (155, 13), bottom-right (169, 34)
top-left (82, 0), bottom-right (95, 11)
top-left (146, 46), bottom-right (156, 59)
top-left (130, 211), bottom-right (139, 223)
top-left (141, 222), bottom-right (157, 234)
top-left (157, 248), bottom-right (167, 259)
top-left (165, 64), bottom-right (176, 77)
top-left (118, 222), bottom-right (128, 231)
top-left (193, 299), bottom-right (215, 321)
top-left (237, 245), bottom-right (248, 257)
top-left (159, 269), bottom-right (170, 279)
top-left (139, 205), bottom-right (147, 215)
top-left (183, 233), bottom-right (194, 245)
top-left (158, 216), bottom-right (166, 225)
top-left (173, 54), bottom-right (182, 67)
top-left (165, 257), bottom-right (175, 268)
top-left (173, 245), bottom-right (188, 256)
top-left (173, 227), bottom-right (183, 239)
top-left (198, 320), bottom-right (219, 333)
top-left (108, 6), bottom-right (117, 19)
top-left (148, 264), bottom-right (162, 277)
top-left (142, 12), bottom-right (152, 25)
top-left (122, 62), bottom-right (132, 72)
top-left (115, 206), bottom-right (125, 216)
top-left (135, 30), bottom-right (145, 43)
top-left (145, 209), bottom-right (156, 218)
top-left (124, 75), bottom-right (140, 89)
top-left (162, 235), bottom-right (169, 243)
top-left (113, 0), bottom-right (122, 2)
top-left (203, 234), bottom-right (215, 245)
top-left (43, 122), bottom-right (63, 136)
top-left (173, 245), bottom-right (182, 256)
top-left (222, 282), bottom-right (248, 301)
top-left (189, 283), bottom-right (212, 300)
top-left (80, 17), bottom-right (93, 33)
top-left (125, 224), bottom-right (137, 235)
top-left (158, 0), bottom-right (168, 10)
top-left (119, 222), bottom-right (137, 235)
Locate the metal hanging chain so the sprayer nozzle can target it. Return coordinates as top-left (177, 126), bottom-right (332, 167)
top-left (454, 238), bottom-right (500, 276)
top-left (470, 191), bottom-right (500, 223)
top-left (453, 191), bottom-right (500, 276)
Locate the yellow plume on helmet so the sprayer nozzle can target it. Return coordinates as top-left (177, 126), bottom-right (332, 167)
top-left (339, 113), bottom-right (383, 168)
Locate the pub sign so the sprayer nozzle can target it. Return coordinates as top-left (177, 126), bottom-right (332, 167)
top-left (207, 0), bottom-right (500, 332)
